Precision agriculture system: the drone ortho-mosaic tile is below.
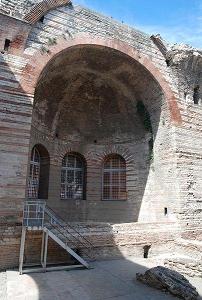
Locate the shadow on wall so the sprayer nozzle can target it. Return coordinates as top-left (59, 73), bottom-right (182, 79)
top-left (30, 44), bottom-right (168, 225)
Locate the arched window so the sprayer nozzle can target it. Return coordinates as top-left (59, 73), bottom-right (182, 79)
top-left (61, 154), bottom-right (85, 200)
top-left (28, 147), bottom-right (40, 199)
top-left (103, 154), bottom-right (127, 201)
top-left (27, 145), bottom-right (50, 199)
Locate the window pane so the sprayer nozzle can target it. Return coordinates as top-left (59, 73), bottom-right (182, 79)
top-left (74, 185), bottom-right (82, 199)
top-left (111, 157), bottom-right (120, 169)
top-left (112, 172), bottom-right (119, 185)
top-left (120, 172), bottom-right (126, 185)
top-left (76, 157), bottom-right (83, 169)
top-left (61, 154), bottom-right (84, 200)
top-left (103, 172), bottom-right (110, 185)
top-left (104, 159), bottom-right (111, 169)
top-left (61, 170), bottom-right (66, 183)
top-left (119, 158), bottom-right (126, 169)
top-left (67, 170), bottom-right (74, 183)
top-left (62, 157), bottom-right (66, 167)
top-left (112, 186), bottom-right (119, 200)
top-left (120, 188), bottom-right (127, 200)
top-left (103, 186), bottom-right (110, 200)
top-left (66, 186), bottom-right (73, 199)
top-left (75, 170), bottom-right (83, 185)
top-left (103, 155), bottom-right (126, 201)
top-left (33, 165), bottom-right (39, 180)
top-left (34, 150), bottom-right (40, 163)
top-left (67, 155), bottom-right (75, 168)
top-left (28, 147), bottom-right (40, 199)
top-left (60, 184), bottom-right (65, 199)
top-left (29, 164), bottom-right (33, 176)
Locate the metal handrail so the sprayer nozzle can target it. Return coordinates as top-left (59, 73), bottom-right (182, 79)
top-left (45, 205), bottom-right (94, 248)
top-left (23, 200), bottom-right (46, 228)
top-left (45, 218), bottom-right (78, 247)
top-left (22, 200), bottom-right (94, 260)
top-left (44, 207), bottom-right (94, 260)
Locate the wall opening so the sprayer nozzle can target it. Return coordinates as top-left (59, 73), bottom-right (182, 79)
top-left (4, 39), bottom-right (11, 52)
top-left (193, 85), bottom-right (200, 104)
top-left (39, 16), bottom-right (45, 23)
top-left (143, 245), bottom-right (151, 258)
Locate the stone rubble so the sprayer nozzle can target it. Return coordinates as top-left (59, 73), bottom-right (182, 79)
top-left (136, 266), bottom-right (199, 300)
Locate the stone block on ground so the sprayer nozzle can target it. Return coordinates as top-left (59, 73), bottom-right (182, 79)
top-left (136, 266), bottom-right (199, 300)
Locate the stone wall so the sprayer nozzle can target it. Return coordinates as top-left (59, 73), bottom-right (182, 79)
top-left (176, 105), bottom-right (202, 236)
top-left (0, 225), bottom-right (73, 270)
top-left (0, 0), bottom-right (201, 269)
top-left (0, 0), bottom-right (70, 23)
top-left (167, 46), bottom-right (202, 235)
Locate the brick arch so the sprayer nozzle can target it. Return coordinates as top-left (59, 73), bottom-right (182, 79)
top-left (55, 145), bottom-right (84, 163)
top-left (31, 143), bottom-right (50, 159)
top-left (20, 34), bottom-right (182, 124)
top-left (95, 146), bottom-right (134, 168)
top-left (54, 145), bottom-right (94, 170)
top-left (23, 0), bottom-right (71, 24)
top-left (60, 151), bottom-right (87, 166)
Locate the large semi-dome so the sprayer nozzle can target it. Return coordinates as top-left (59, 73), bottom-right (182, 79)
top-left (0, 0), bottom-right (70, 22)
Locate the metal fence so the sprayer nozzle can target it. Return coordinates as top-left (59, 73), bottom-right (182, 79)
top-left (23, 200), bottom-right (46, 228)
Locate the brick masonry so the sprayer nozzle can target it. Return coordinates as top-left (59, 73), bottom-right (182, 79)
top-left (0, 0), bottom-right (201, 269)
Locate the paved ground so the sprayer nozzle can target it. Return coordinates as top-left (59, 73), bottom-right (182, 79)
top-left (0, 271), bottom-right (6, 300)
top-left (3, 258), bottom-right (202, 300)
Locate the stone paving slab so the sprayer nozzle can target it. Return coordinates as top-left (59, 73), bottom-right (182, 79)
top-left (3, 258), bottom-right (202, 300)
top-left (0, 272), bottom-right (6, 300)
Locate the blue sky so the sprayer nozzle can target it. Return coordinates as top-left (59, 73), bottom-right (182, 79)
top-left (74, 0), bottom-right (202, 48)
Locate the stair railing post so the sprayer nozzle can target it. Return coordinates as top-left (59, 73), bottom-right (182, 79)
top-left (42, 201), bottom-right (46, 228)
top-left (19, 226), bottom-right (26, 275)
top-left (43, 230), bottom-right (49, 272)
top-left (41, 231), bottom-right (45, 268)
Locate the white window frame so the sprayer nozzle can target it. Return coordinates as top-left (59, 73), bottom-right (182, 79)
top-left (60, 154), bottom-right (84, 200)
top-left (28, 147), bottom-right (40, 199)
top-left (102, 155), bottom-right (127, 201)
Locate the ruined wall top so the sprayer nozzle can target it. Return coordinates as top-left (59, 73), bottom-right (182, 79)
top-left (0, 0), bottom-right (71, 23)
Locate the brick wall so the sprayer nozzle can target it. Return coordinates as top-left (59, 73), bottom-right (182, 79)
top-left (0, 14), bottom-right (30, 54)
top-left (0, 1), bottom-right (201, 269)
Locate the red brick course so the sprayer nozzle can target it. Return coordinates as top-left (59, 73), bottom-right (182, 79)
top-left (24, 0), bottom-right (71, 24)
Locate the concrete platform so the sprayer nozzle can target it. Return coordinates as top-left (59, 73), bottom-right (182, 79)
top-left (4, 258), bottom-right (202, 300)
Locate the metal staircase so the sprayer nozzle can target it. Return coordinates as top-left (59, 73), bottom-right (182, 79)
top-left (19, 200), bottom-right (94, 274)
